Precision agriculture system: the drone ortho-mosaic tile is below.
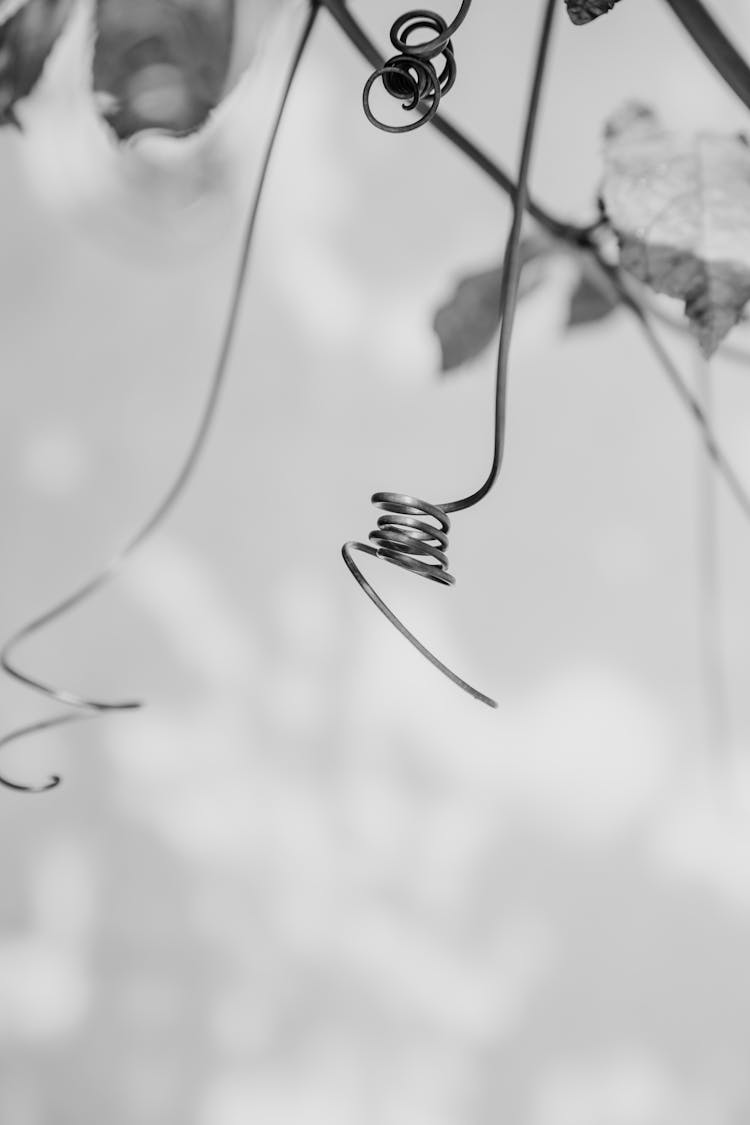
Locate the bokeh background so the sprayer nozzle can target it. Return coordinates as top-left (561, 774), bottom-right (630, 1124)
top-left (2, 1), bottom-right (750, 1122)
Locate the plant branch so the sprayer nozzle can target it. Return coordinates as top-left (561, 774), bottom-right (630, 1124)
top-left (663, 0), bottom-right (750, 115)
top-left (0, 6), bottom-right (321, 791)
top-left (601, 259), bottom-right (750, 525)
top-left (318, 0), bottom-right (750, 531)
top-left (316, 0), bottom-right (590, 245)
top-left (444, 0), bottom-right (558, 513)
top-left (694, 351), bottom-right (731, 753)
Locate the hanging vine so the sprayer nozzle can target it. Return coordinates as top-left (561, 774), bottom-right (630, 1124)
top-left (2, 0), bottom-right (750, 789)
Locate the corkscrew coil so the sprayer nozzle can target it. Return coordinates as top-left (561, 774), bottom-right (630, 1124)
top-left (343, 493), bottom-right (496, 707)
top-left (363, 4), bottom-right (472, 133)
top-left (346, 0), bottom-right (558, 705)
top-left (368, 493), bottom-right (454, 584)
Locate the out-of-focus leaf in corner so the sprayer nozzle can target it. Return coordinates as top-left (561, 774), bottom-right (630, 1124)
top-left (433, 238), bottom-right (550, 374)
top-left (0, 0), bottom-right (73, 127)
top-left (566, 270), bottom-right (618, 328)
top-left (0, 1), bottom-right (33, 26)
top-left (565, 0), bottom-right (623, 26)
top-left (93, 0), bottom-right (235, 139)
top-left (601, 102), bottom-right (750, 357)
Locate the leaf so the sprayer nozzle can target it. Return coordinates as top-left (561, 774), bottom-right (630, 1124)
top-left (0, 0), bottom-right (293, 139)
top-left (566, 270), bottom-right (618, 328)
top-left (433, 239), bottom-right (549, 373)
top-left (93, 0), bottom-right (236, 139)
top-left (565, 0), bottom-right (623, 26)
top-left (600, 102), bottom-right (750, 357)
top-left (0, 0), bottom-right (73, 127)
top-left (0, 1), bottom-right (33, 26)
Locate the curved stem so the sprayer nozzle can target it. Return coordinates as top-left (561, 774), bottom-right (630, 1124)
top-left (663, 0), bottom-right (750, 115)
top-left (0, 5), bottom-right (320, 792)
top-left (603, 260), bottom-right (750, 525)
top-left (320, 0), bottom-right (750, 533)
top-left (342, 541), bottom-right (497, 706)
top-left (694, 352), bottom-right (731, 753)
top-left (405, 0), bottom-right (474, 59)
top-left (443, 0), bottom-right (556, 514)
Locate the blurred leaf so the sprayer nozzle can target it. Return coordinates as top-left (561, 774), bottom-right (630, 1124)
top-left (93, 0), bottom-right (235, 139)
top-left (0, 1), bottom-right (32, 26)
top-left (566, 271), bottom-right (618, 327)
top-left (565, 0), bottom-right (623, 26)
top-left (601, 102), bottom-right (750, 357)
top-left (0, 0), bottom-right (73, 127)
top-left (433, 239), bottom-right (550, 373)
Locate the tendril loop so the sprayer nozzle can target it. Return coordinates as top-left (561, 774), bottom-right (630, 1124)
top-left (345, 0), bottom-right (558, 704)
top-left (368, 493), bottom-right (454, 583)
top-left (363, 4), bottom-right (470, 132)
top-left (343, 493), bottom-right (496, 707)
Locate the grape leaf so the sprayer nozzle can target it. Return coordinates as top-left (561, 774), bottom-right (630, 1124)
top-left (566, 271), bottom-right (618, 328)
top-left (601, 103), bottom-right (750, 357)
top-left (433, 239), bottom-right (549, 373)
top-left (0, 0), bottom-right (288, 139)
top-left (565, 0), bottom-right (623, 26)
top-left (93, 0), bottom-right (235, 139)
top-left (0, 0), bottom-right (73, 127)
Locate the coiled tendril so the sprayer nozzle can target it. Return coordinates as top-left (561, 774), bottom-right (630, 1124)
top-left (363, 2), bottom-right (473, 132)
top-left (0, 7), bottom-right (319, 794)
top-left (345, 0), bottom-right (558, 706)
top-left (342, 495), bottom-right (498, 706)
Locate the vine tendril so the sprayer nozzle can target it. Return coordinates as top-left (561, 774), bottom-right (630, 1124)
top-left (344, 0), bottom-right (558, 705)
top-left (363, 1), bottom-right (473, 132)
top-left (0, 5), bottom-right (320, 793)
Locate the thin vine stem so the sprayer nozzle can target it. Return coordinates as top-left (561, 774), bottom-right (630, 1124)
top-left (317, 0), bottom-right (588, 245)
top-left (442, 0), bottom-right (557, 514)
top-left (402, 0), bottom-right (473, 58)
top-left (664, 0), bottom-right (750, 115)
top-left (609, 265), bottom-right (750, 525)
top-left (0, 5), bottom-right (320, 792)
top-left (695, 352), bottom-right (731, 753)
top-left (4, 0), bottom-right (748, 789)
top-left (319, 0), bottom-right (750, 534)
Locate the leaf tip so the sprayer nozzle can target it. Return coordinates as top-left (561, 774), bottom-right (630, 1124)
top-left (565, 0), bottom-right (623, 26)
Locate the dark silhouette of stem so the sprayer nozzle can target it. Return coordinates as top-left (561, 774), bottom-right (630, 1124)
top-left (316, 0), bottom-right (588, 245)
top-left (444, 0), bottom-right (557, 513)
top-left (605, 262), bottom-right (750, 526)
top-left (663, 0), bottom-right (750, 115)
top-left (695, 355), bottom-right (731, 752)
top-left (0, 6), bottom-right (320, 792)
top-left (318, 0), bottom-right (750, 532)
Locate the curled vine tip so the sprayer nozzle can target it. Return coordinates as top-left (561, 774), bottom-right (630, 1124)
top-left (0, 773), bottom-right (61, 795)
top-left (0, 727), bottom-right (62, 793)
top-left (346, 0), bottom-right (556, 707)
top-left (0, 711), bottom-right (93, 793)
top-left (363, 4), bottom-right (472, 132)
top-left (342, 491), bottom-right (497, 707)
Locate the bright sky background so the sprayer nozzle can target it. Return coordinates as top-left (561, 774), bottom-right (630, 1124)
top-left (1, 2), bottom-right (750, 1123)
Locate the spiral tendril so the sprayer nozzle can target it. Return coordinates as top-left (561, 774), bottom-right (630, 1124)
top-left (363, 2), bottom-right (472, 132)
top-left (0, 6), bottom-right (320, 794)
top-left (343, 494), bottom-right (496, 706)
top-left (345, 0), bottom-right (558, 704)
top-left (368, 493), bottom-right (454, 583)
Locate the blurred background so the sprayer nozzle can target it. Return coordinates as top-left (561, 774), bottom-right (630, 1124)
top-left (2, 1), bottom-right (750, 1122)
